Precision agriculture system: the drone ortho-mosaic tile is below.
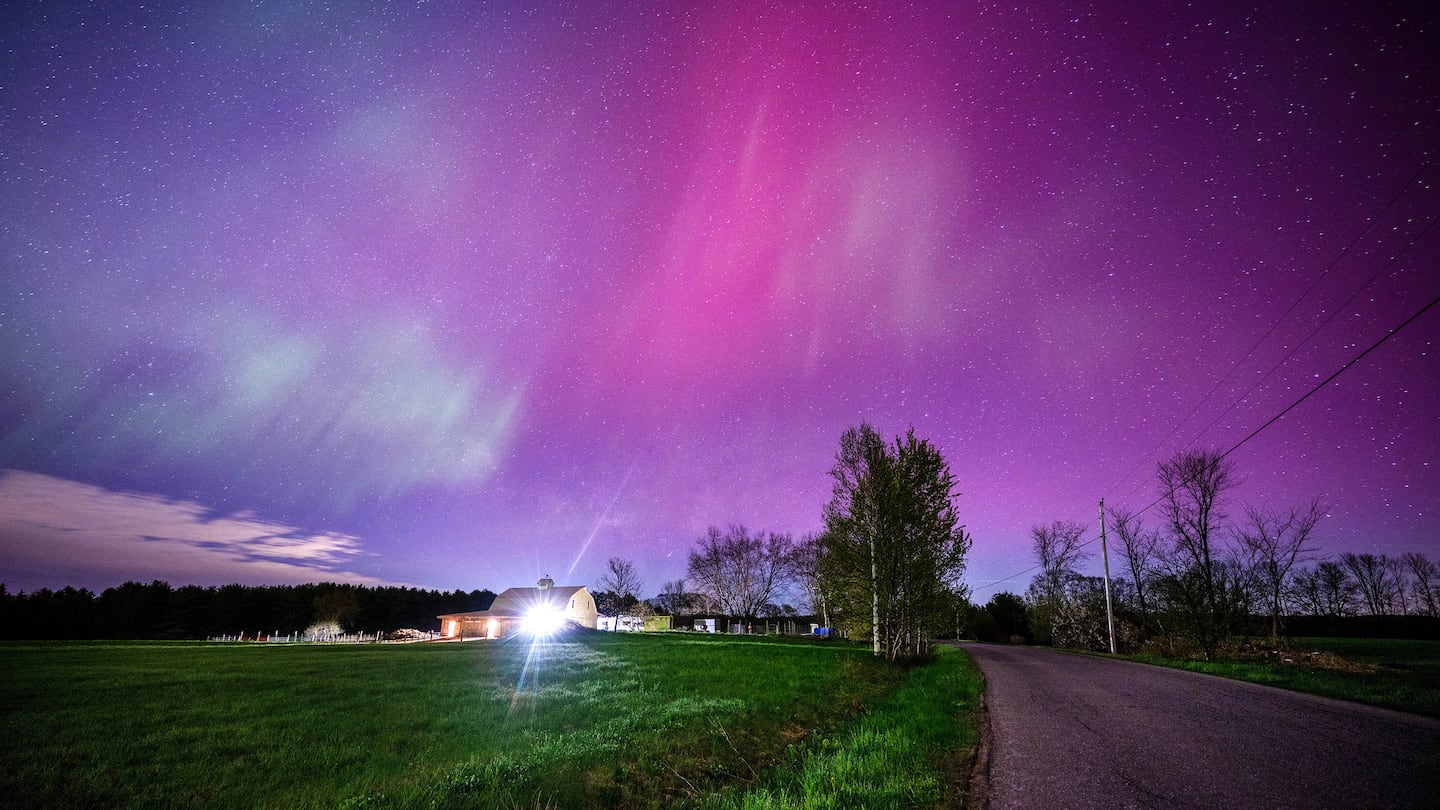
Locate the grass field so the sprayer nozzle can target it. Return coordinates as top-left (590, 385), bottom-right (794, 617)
top-left (0, 633), bottom-right (982, 808)
top-left (1126, 637), bottom-right (1440, 718)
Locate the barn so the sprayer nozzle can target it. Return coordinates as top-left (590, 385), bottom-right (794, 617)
top-left (438, 577), bottom-right (598, 639)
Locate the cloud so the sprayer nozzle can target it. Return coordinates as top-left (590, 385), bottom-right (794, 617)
top-left (0, 470), bottom-right (393, 593)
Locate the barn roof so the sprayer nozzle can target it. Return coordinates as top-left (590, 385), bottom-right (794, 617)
top-left (439, 584), bottom-right (588, 620)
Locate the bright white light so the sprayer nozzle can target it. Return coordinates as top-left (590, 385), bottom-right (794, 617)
top-left (521, 605), bottom-right (567, 636)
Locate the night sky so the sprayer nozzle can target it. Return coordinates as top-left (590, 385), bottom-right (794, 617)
top-left (2, 1), bottom-right (1437, 601)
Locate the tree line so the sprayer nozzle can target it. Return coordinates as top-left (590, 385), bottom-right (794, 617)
top-left (0, 580), bottom-right (496, 640)
top-left (990, 448), bottom-right (1439, 655)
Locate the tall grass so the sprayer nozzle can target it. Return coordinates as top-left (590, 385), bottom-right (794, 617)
top-left (0, 633), bottom-right (978, 808)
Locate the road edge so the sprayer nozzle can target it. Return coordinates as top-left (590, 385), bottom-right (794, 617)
top-left (967, 675), bottom-right (993, 809)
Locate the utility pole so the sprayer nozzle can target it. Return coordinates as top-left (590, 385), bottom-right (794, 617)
top-left (1099, 498), bottom-right (1117, 654)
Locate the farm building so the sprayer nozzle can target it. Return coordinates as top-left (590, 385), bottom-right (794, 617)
top-left (597, 614), bottom-right (673, 632)
top-left (688, 615), bottom-right (835, 636)
top-left (438, 577), bottom-right (597, 639)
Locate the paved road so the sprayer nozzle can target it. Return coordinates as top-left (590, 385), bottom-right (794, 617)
top-left (962, 643), bottom-right (1440, 809)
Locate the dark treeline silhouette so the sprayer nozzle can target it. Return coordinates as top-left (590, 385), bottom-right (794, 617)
top-left (0, 580), bottom-right (496, 640)
top-left (1257, 614), bottom-right (1440, 640)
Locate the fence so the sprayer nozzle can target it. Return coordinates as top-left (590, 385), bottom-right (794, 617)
top-left (206, 630), bottom-right (441, 643)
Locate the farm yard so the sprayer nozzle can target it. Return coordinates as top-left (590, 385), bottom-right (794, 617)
top-left (0, 633), bottom-right (981, 808)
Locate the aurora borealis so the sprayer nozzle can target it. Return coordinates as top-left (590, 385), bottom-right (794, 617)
top-left (2, 1), bottom-right (1436, 598)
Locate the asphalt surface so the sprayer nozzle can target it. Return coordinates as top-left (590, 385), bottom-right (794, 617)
top-left (962, 643), bottom-right (1440, 809)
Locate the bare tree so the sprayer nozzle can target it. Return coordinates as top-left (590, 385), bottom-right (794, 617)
top-left (1032, 521), bottom-right (1089, 594)
top-left (598, 556), bottom-right (644, 599)
top-left (1025, 520), bottom-right (1090, 646)
top-left (653, 579), bottom-right (693, 616)
top-left (1341, 552), bottom-right (1401, 616)
top-left (1402, 552), bottom-right (1440, 617)
top-left (686, 526), bottom-right (796, 627)
top-left (1107, 505), bottom-right (1161, 628)
top-left (1154, 449), bottom-right (1244, 657)
top-left (1237, 500), bottom-right (1322, 640)
top-left (1287, 565), bottom-right (1325, 617)
top-left (1314, 560), bottom-right (1358, 616)
top-left (1390, 556), bottom-right (1414, 615)
top-left (790, 533), bottom-right (833, 628)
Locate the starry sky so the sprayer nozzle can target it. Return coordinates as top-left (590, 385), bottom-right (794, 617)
top-left (2, 1), bottom-right (1437, 600)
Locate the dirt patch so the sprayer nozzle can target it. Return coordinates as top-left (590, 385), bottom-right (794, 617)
top-left (1245, 645), bottom-right (1380, 674)
top-left (1215, 640), bottom-right (1380, 673)
top-left (1138, 638), bottom-right (1382, 673)
top-left (961, 684), bottom-right (992, 810)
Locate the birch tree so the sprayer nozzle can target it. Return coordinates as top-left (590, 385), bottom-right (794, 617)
top-left (821, 424), bottom-right (971, 660)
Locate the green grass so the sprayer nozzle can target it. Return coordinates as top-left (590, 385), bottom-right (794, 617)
top-left (0, 633), bottom-right (981, 808)
top-left (696, 645), bottom-right (982, 810)
top-left (1123, 637), bottom-right (1440, 718)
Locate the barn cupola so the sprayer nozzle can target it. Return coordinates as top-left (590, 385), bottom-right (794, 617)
top-left (537, 576), bottom-right (554, 590)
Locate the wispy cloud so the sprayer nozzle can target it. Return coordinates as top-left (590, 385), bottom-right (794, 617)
top-left (0, 470), bottom-right (392, 593)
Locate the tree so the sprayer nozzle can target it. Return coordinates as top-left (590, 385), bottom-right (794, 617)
top-left (1402, 552), bottom-right (1439, 617)
top-left (1237, 500), bottom-right (1322, 640)
top-left (686, 526), bottom-right (796, 627)
top-left (592, 590), bottom-right (639, 621)
top-left (822, 424), bottom-right (890, 655)
top-left (1152, 449), bottom-right (1247, 658)
top-left (1341, 552), bottom-right (1401, 616)
top-left (312, 587), bottom-right (360, 632)
top-left (653, 579), bottom-right (694, 616)
top-left (1311, 560), bottom-right (1358, 616)
top-left (1025, 520), bottom-right (1089, 645)
top-left (1388, 556), bottom-right (1412, 615)
top-left (598, 556), bottom-right (644, 600)
top-left (985, 592), bottom-right (1030, 642)
top-left (821, 424), bottom-right (971, 660)
top-left (1048, 575), bottom-right (1143, 652)
top-left (0, 581), bottom-right (503, 640)
top-left (1287, 565), bottom-right (1326, 617)
top-left (790, 532), bottom-right (834, 628)
top-left (1032, 521), bottom-right (1089, 592)
top-left (1107, 504), bottom-right (1161, 629)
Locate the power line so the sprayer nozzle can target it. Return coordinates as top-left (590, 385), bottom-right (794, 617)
top-left (971, 524), bottom-right (1100, 593)
top-left (1098, 156), bottom-right (1435, 501)
top-left (1123, 288), bottom-right (1440, 524)
top-left (1176, 213), bottom-right (1439, 454)
top-left (1217, 290), bottom-right (1439, 463)
top-left (970, 563), bottom-right (1042, 594)
top-left (978, 282), bottom-right (1440, 596)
